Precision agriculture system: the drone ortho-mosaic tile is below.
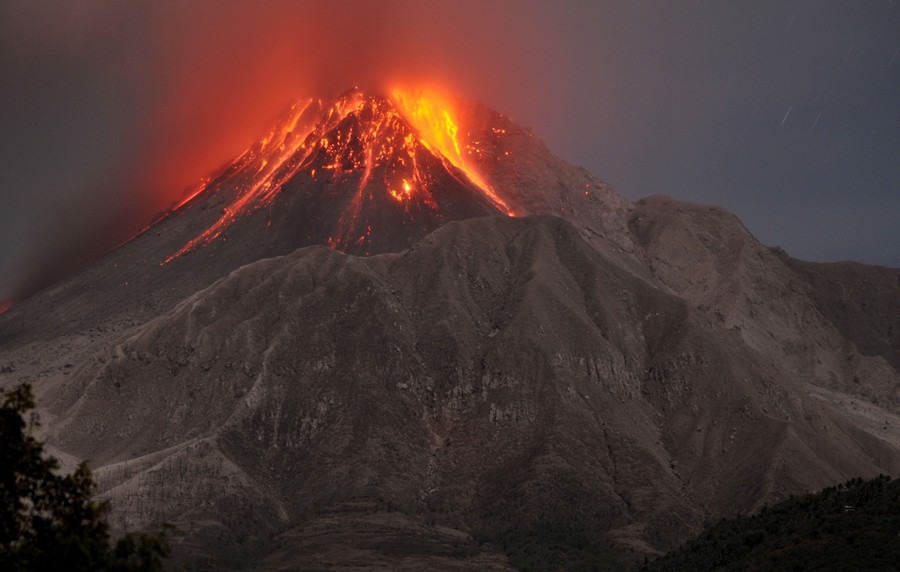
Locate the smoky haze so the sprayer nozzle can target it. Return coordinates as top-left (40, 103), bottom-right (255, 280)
top-left (0, 0), bottom-right (568, 301)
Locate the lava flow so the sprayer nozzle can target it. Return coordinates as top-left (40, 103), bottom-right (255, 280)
top-left (391, 89), bottom-right (513, 215)
top-left (160, 88), bottom-right (517, 263)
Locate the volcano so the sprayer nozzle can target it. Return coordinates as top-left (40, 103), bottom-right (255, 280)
top-left (0, 89), bottom-right (897, 570)
top-left (0, 88), bottom-right (630, 340)
top-left (159, 89), bottom-right (514, 265)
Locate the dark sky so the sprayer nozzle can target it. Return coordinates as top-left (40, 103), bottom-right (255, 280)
top-left (543, 1), bottom-right (900, 270)
top-left (1, 0), bottom-right (898, 302)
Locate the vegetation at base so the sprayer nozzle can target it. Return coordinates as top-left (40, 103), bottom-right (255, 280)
top-left (642, 475), bottom-right (900, 571)
top-left (0, 383), bottom-right (169, 571)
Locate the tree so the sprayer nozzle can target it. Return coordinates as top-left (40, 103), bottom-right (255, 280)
top-left (0, 383), bottom-right (169, 571)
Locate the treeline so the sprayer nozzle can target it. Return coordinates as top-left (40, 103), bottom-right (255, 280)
top-left (642, 475), bottom-right (900, 571)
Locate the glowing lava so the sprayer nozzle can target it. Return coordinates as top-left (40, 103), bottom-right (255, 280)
top-left (163, 97), bottom-right (331, 263)
top-left (0, 300), bottom-right (11, 316)
top-left (161, 88), bottom-right (516, 263)
top-left (320, 95), bottom-right (445, 249)
top-left (391, 89), bottom-right (514, 215)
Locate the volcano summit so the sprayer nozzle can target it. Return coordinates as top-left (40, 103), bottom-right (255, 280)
top-left (0, 89), bottom-right (897, 570)
top-left (161, 89), bottom-right (514, 264)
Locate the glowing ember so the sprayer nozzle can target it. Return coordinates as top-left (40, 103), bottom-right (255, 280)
top-left (389, 179), bottom-right (415, 202)
top-left (0, 300), bottom-right (11, 316)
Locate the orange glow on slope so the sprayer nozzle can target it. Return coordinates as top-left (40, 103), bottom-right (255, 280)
top-left (389, 179), bottom-right (415, 202)
top-left (163, 95), bottom-right (368, 263)
top-left (391, 89), bottom-right (515, 215)
top-left (163, 98), bottom-right (324, 262)
top-left (0, 300), bottom-right (11, 316)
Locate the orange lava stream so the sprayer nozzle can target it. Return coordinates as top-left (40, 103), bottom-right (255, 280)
top-left (390, 89), bottom-right (515, 216)
top-left (163, 98), bottom-right (317, 262)
top-left (172, 176), bottom-right (213, 213)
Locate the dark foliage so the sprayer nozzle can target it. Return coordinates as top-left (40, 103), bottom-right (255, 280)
top-left (0, 383), bottom-right (169, 572)
top-left (642, 475), bottom-right (900, 571)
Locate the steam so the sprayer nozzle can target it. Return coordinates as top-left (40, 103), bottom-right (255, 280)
top-left (0, 0), bottom-right (570, 301)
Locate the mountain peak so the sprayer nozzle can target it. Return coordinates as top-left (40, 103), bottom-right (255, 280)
top-left (159, 88), bottom-right (516, 263)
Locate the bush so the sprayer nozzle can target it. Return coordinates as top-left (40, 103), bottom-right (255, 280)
top-left (0, 383), bottom-right (169, 571)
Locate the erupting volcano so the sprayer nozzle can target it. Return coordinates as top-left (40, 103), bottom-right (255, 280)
top-left (1, 79), bottom-right (898, 572)
top-left (2, 86), bottom-right (621, 338)
top-left (156, 88), bottom-right (520, 264)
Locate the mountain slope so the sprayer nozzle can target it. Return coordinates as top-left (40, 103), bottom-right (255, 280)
top-left (630, 195), bottom-right (899, 420)
top-left (6, 215), bottom-right (891, 568)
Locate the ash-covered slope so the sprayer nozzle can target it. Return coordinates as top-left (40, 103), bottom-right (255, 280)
top-left (0, 90), bottom-right (897, 569)
top-left (24, 215), bottom-right (897, 569)
top-left (630, 196), bottom-right (899, 415)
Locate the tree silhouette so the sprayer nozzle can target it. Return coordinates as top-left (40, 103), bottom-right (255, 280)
top-left (0, 383), bottom-right (169, 571)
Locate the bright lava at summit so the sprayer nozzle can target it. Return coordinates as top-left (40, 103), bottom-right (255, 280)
top-left (161, 88), bottom-right (517, 264)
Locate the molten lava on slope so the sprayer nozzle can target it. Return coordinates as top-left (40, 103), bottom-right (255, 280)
top-left (161, 89), bottom-right (517, 264)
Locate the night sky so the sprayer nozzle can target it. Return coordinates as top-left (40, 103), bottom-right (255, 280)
top-left (1, 1), bottom-right (898, 302)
